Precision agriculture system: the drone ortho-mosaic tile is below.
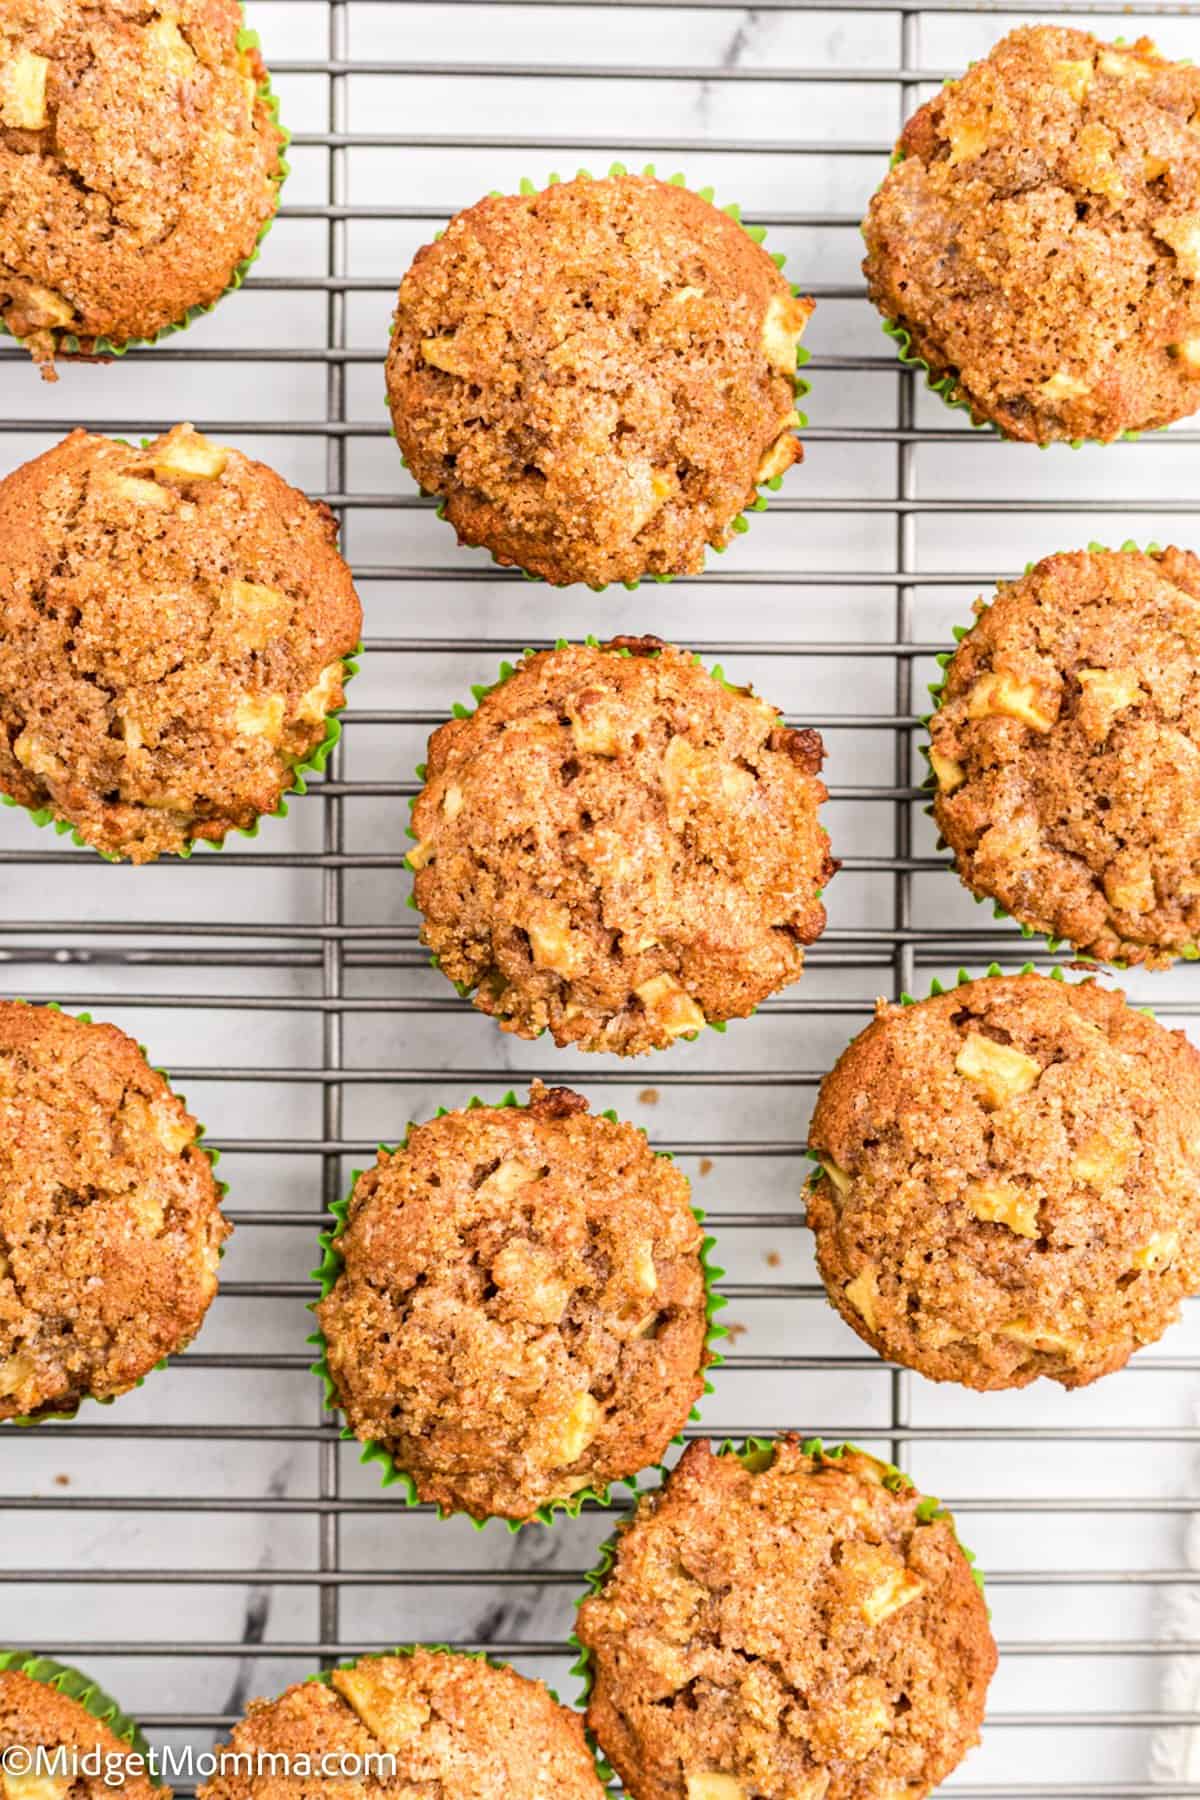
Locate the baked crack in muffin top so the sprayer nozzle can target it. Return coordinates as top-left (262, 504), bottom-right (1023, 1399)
top-left (0, 1668), bottom-right (162, 1800)
top-left (197, 1651), bottom-right (607, 1800)
top-left (408, 638), bottom-right (834, 1055)
top-left (0, 424), bottom-right (362, 862)
top-left (386, 171), bottom-right (812, 586)
top-left (807, 972), bottom-right (1200, 1390)
top-left (0, 0), bottom-right (285, 377)
top-left (863, 26), bottom-right (1200, 442)
top-left (929, 546), bottom-right (1200, 966)
top-left (0, 1002), bottom-right (228, 1421)
top-left (576, 1437), bottom-right (996, 1800)
top-left (315, 1081), bottom-right (710, 1521)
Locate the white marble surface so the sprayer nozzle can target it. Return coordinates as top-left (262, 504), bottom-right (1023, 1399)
top-left (2, 2), bottom-right (1200, 1792)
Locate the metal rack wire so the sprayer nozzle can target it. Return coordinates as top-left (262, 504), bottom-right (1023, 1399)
top-left (3, 1), bottom-right (1200, 1795)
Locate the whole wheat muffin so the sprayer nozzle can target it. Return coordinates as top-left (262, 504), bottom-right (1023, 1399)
top-left (863, 26), bottom-right (1200, 443)
top-left (807, 972), bottom-right (1200, 1391)
top-left (0, 0), bottom-right (285, 378)
top-left (315, 1081), bottom-right (710, 1522)
top-left (0, 1666), bottom-right (162, 1800)
top-left (576, 1437), bottom-right (995, 1800)
top-left (198, 1652), bottom-right (606, 1800)
top-left (0, 1001), bottom-right (228, 1420)
top-left (408, 638), bottom-right (834, 1056)
top-left (386, 171), bottom-right (812, 586)
top-left (0, 424), bottom-right (361, 862)
top-left (929, 545), bottom-right (1200, 966)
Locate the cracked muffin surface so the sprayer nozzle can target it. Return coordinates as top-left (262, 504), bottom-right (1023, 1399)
top-left (408, 638), bottom-right (834, 1056)
top-left (0, 424), bottom-right (361, 862)
top-left (0, 1668), bottom-right (162, 1800)
top-left (0, 1001), bottom-right (228, 1421)
top-left (0, 0), bottom-right (285, 377)
top-left (385, 171), bottom-right (812, 586)
top-left (315, 1082), bottom-right (710, 1522)
top-left (863, 26), bottom-right (1200, 442)
top-left (807, 972), bottom-right (1200, 1391)
top-left (198, 1651), bottom-right (606, 1800)
top-left (576, 1437), bottom-right (995, 1800)
top-left (929, 546), bottom-right (1200, 966)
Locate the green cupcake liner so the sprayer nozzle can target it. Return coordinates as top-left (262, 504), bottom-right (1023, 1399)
top-left (392, 161), bottom-right (811, 592)
top-left (0, 1649), bottom-right (160, 1779)
top-left (1, 999), bottom-right (228, 1428)
top-left (569, 1435), bottom-right (987, 1717)
top-left (307, 1089), bottom-right (727, 1530)
top-left (1, 15), bottom-right (289, 369)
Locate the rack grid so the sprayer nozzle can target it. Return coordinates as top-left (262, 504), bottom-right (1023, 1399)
top-left (4, 1), bottom-right (1200, 1795)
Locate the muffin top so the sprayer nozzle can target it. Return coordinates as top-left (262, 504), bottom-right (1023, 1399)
top-left (409, 638), bottom-right (834, 1056)
top-left (929, 546), bottom-right (1200, 966)
top-left (198, 1652), bottom-right (606, 1800)
top-left (315, 1081), bottom-right (710, 1521)
top-left (576, 1437), bottom-right (995, 1800)
top-left (0, 0), bottom-right (285, 377)
top-left (863, 26), bottom-right (1200, 443)
top-left (0, 1667), bottom-right (161, 1800)
top-left (0, 1002), bottom-right (228, 1420)
top-left (0, 424), bottom-right (361, 862)
top-left (385, 171), bottom-right (811, 586)
top-left (807, 972), bottom-right (1200, 1390)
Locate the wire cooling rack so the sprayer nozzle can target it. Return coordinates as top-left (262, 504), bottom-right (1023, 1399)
top-left (6, 1), bottom-right (1200, 1794)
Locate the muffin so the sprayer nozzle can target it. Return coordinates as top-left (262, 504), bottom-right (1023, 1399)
top-left (408, 638), bottom-right (834, 1055)
top-left (0, 1660), bottom-right (161, 1799)
top-left (929, 545), bottom-right (1200, 966)
top-left (0, 0), bottom-right (285, 378)
top-left (576, 1437), bottom-right (995, 1800)
top-left (863, 26), bottom-right (1200, 443)
top-left (385, 170), bottom-right (812, 586)
top-left (0, 424), bottom-right (361, 862)
top-left (197, 1651), bottom-right (606, 1800)
top-left (0, 1000), bottom-right (228, 1420)
top-left (807, 971), bottom-right (1200, 1390)
top-left (314, 1081), bottom-right (712, 1522)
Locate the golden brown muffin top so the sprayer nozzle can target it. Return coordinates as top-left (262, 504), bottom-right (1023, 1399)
top-left (315, 1081), bottom-right (710, 1521)
top-left (930, 546), bottom-right (1200, 966)
top-left (386, 171), bottom-right (811, 586)
top-left (0, 1669), bottom-right (163, 1800)
top-left (0, 424), bottom-right (361, 862)
top-left (807, 973), bottom-right (1200, 1391)
top-left (197, 1652), bottom-right (606, 1800)
top-left (576, 1437), bottom-right (996, 1800)
top-left (409, 638), bottom-right (834, 1056)
top-left (863, 26), bottom-right (1200, 442)
top-left (0, 0), bottom-right (285, 377)
top-left (0, 1002), bottom-right (228, 1419)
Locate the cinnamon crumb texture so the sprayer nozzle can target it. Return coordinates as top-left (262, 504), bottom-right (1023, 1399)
top-left (386, 172), bottom-right (813, 587)
top-left (863, 26), bottom-right (1200, 442)
top-left (408, 640), bottom-right (835, 1055)
top-left (0, 1002), bottom-right (229, 1421)
top-left (576, 1437), bottom-right (996, 1800)
top-left (0, 0), bottom-right (285, 376)
top-left (0, 425), bottom-right (362, 862)
top-left (0, 1670), bottom-right (164, 1800)
top-left (807, 972), bottom-right (1200, 1390)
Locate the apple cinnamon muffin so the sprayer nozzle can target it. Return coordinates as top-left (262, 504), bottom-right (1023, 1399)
top-left (198, 1651), bottom-right (606, 1800)
top-left (408, 638), bottom-right (834, 1055)
top-left (0, 424), bottom-right (361, 862)
top-left (0, 1664), bottom-right (161, 1800)
top-left (314, 1081), bottom-right (711, 1522)
top-left (386, 170), bottom-right (812, 586)
top-left (929, 545), bottom-right (1200, 966)
top-left (807, 971), bottom-right (1200, 1391)
top-left (0, 0), bottom-right (285, 378)
top-left (0, 1001), bottom-right (228, 1421)
top-left (863, 26), bottom-right (1200, 442)
top-left (576, 1437), bottom-right (996, 1800)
